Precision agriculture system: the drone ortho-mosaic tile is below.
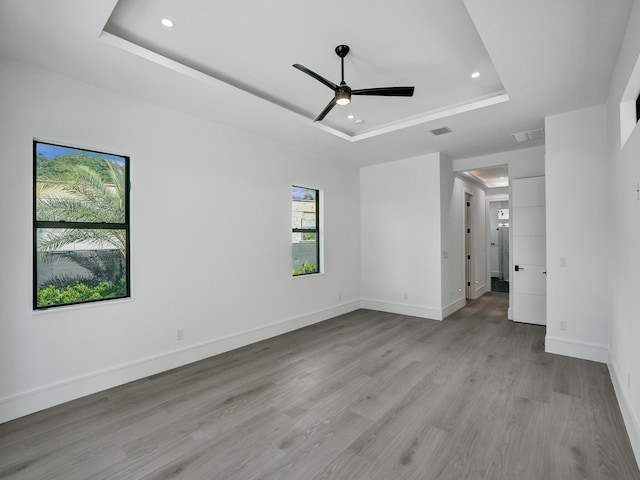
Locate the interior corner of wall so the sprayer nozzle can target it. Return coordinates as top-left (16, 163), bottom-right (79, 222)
top-left (608, 359), bottom-right (640, 470)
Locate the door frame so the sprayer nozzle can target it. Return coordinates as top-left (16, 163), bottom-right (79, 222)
top-left (465, 192), bottom-right (472, 299)
top-left (486, 192), bottom-right (510, 314)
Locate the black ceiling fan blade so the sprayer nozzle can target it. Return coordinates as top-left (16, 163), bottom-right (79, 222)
top-left (352, 86), bottom-right (415, 97)
top-left (314, 98), bottom-right (337, 122)
top-left (293, 64), bottom-right (338, 91)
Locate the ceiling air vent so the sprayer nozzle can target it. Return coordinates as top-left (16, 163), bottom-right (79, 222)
top-left (429, 126), bottom-right (452, 136)
top-left (512, 128), bottom-right (544, 142)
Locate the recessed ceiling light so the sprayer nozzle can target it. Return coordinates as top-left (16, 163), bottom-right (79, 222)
top-left (471, 72), bottom-right (480, 78)
top-left (161, 18), bottom-right (175, 28)
top-left (347, 115), bottom-right (354, 119)
top-left (354, 119), bottom-right (365, 124)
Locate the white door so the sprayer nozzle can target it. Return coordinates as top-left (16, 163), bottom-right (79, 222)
top-left (512, 176), bottom-right (546, 325)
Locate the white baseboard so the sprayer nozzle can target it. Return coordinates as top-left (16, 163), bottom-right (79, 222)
top-left (471, 283), bottom-right (488, 300)
top-left (609, 359), bottom-right (640, 470)
top-left (0, 300), bottom-right (360, 424)
top-left (360, 298), bottom-right (443, 320)
top-left (442, 297), bottom-right (466, 318)
top-left (545, 335), bottom-right (609, 364)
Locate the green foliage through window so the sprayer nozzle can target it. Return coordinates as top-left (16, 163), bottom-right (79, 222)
top-left (292, 262), bottom-right (318, 276)
top-left (37, 280), bottom-right (127, 307)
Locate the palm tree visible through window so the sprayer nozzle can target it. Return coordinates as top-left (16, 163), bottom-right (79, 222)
top-left (34, 141), bottom-right (130, 308)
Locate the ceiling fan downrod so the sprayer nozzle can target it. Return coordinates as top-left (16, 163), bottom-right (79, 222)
top-left (335, 44), bottom-right (350, 85)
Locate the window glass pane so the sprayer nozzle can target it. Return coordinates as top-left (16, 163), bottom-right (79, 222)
top-left (35, 143), bottom-right (126, 223)
top-left (36, 228), bottom-right (128, 307)
top-left (291, 185), bottom-right (319, 276)
top-left (292, 232), bottom-right (318, 275)
top-left (291, 186), bottom-right (317, 230)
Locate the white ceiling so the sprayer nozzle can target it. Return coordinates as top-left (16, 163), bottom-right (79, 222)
top-left (104, 0), bottom-right (507, 139)
top-left (0, 0), bottom-right (633, 168)
top-left (462, 165), bottom-right (510, 189)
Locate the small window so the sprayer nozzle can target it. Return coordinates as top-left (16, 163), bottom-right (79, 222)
top-left (292, 186), bottom-right (319, 276)
top-left (34, 141), bottom-right (130, 309)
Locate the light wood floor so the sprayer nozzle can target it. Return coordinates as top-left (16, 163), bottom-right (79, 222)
top-left (1, 293), bottom-right (638, 479)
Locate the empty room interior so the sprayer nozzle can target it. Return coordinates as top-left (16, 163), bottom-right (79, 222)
top-left (2, 0), bottom-right (640, 478)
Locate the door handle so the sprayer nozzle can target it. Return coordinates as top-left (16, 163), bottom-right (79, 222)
top-left (515, 265), bottom-right (524, 271)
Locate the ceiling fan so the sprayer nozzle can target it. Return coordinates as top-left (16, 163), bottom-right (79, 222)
top-left (293, 45), bottom-right (415, 122)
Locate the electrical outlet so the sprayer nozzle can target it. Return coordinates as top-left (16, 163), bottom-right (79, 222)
top-left (560, 257), bottom-right (567, 267)
top-left (403, 292), bottom-right (409, 300)
top-left (177, 329), bottom-right (183, 341)
top-left (559, 320), bottom-right (567, 331)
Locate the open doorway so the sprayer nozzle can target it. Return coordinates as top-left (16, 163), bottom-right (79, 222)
top-left (489, 200), bottom-right (510, 293)
top-left (459, 165), bottom-right (509, 297)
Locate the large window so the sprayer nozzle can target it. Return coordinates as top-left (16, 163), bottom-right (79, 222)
top-left (34, 141), bottom-right (130, 309)
top-left (291, 186), bottom-right (319, 276)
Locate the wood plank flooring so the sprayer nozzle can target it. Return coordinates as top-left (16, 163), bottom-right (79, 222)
top-left (1, 292), bottom-right (638, 479)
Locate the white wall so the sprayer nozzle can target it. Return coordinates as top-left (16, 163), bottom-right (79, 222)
top-left (360, 153), bottom-right (444, 319)
top-left (544, 105), bottom-right (609, 363)
top-left (359, 154), bottom-right (485, 321)
top-left (606, 0), bottom-right (640, 463)
top-left (466, 180), bottom-right (488, 299)
top-left (0, 56), bottom-right (361, 423)
top-left (439, 157), bottom-right (460, 314)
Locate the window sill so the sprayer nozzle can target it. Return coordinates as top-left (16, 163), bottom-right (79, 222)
top-left (292, 272), bottom-right (324, 279)
top-left (33, 296), bottom-right (135, 315)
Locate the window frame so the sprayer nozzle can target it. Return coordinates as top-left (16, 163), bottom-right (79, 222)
top-left (33, 140), bottom-right (131, 309)
top-left (291, 185), bottom-right (320, 277)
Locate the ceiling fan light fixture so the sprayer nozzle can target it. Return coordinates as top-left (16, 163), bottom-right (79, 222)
top-left (336, 86), bottom-right (351, 105)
